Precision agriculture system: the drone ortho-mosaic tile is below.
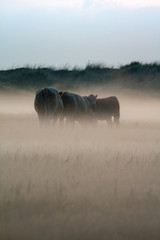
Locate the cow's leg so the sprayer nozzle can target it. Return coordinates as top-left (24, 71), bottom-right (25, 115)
top-left (65, 116), bottom-right (75, 128)
top-left (38, 115), bottom-right (50, 128)
top-left (114, 111), bottom-right (120, 127)
top-left (79, 115), bottom-right (90, 126)
top-left (58, 114), bottom-right (64, 127)
top-left (88, 112), bottom-right (98, 128)
top-left (88, 116), bottom-right (98, 128)
top-left (52, 116), bottom-right (59, 127)
top-left (114, 115), bottom-right (120, 127)
top-left (106, 115), bottom-right (112, 126)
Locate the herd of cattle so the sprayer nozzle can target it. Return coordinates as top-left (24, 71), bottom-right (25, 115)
top-left (34, 88), bottom-right (120, 126)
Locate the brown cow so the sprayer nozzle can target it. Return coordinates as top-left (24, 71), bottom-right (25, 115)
top-left (94, 96), bottom-right (120, 126)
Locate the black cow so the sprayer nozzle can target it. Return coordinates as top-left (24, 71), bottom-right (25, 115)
top-left (34, 88), bottom-right (63, 125)
top-left (94, 96), bottom-right (120, 126)
top-left (59, 91), bottom-right (97, 125)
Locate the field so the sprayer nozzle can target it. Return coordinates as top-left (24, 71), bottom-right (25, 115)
top-left (0, 90), bottom-right (160, 240)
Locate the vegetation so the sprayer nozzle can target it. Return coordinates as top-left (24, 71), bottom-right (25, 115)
top-left (1, 114), bottom-right (160, 240)
top-left (0, 62), bottom-right (160, 91)
top-left (1, 66), bottom-right (160, 239)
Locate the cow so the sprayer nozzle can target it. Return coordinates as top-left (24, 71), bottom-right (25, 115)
top-left (94, 96), bottom-right (120, 126)
top-left (34, 88), bottom-right (63, 126)
top-left (59, 91), bottom-right (97, 125)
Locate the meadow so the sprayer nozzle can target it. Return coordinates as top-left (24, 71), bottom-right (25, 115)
top-left (0, 89), bottom-right (160, 240)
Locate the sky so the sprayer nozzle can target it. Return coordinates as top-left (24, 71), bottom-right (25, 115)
top-left (1, 0), bottom-right (160, 69)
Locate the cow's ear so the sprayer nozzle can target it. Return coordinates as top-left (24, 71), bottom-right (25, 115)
top-left (36, 89), bottom-right (42, 95)
top-left (59, 91), bottom-right (63, 96)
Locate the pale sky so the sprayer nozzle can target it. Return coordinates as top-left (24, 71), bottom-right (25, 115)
top-left (1, 0), bottom-right (160, 69)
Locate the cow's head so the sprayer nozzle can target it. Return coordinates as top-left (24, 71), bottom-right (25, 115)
top-left (87, 94), bottom-right (97, 110)
top-left (58, 91), bottom-right (63, 96)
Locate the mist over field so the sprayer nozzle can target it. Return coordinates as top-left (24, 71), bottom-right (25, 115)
top-left (1, 84), bottom-right (160, 240)
top-left (2, 0), bottom-right (160, 236)
top-left (0, 85), bottom-right (160, 121)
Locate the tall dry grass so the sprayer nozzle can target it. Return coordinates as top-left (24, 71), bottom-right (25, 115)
top-left (0, 90), bottom-right (160, 240)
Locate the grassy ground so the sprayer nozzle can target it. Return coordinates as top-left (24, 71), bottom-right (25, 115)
top-left (1, 113), bottom-right (160, 240)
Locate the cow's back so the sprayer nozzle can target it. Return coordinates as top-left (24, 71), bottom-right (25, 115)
top-left (95, 96), bottom-right (120, 119)
top-left (75, 94), bottom-right (88, 113)
top-left (61, 92), bottom-right (76, 115)
top-left (61, 92), bottom-right (91, 122)
top-left (34, 88), bottom-right (63, 120)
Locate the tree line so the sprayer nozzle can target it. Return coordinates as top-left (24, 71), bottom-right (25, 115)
top-left (0, 62), bottom-right (160, 91)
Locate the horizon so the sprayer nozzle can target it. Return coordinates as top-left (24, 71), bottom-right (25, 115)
top-left (1, 60), bottom-right (160, 72)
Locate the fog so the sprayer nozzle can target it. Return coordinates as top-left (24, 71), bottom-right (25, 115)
top-left (1, 87), bottom-right (160, 240)
top-left (0, 87), bottom-right (160, 122)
